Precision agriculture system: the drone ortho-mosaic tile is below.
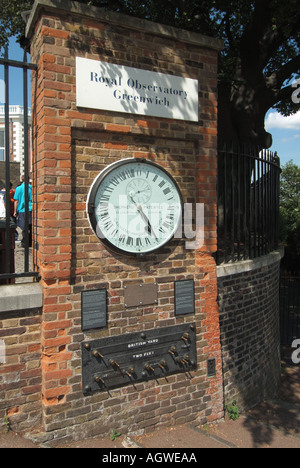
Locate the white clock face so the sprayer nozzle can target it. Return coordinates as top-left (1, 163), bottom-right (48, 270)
top-left (87, 159), bottom-right (183, 255)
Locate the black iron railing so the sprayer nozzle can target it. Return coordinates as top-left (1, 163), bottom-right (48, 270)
top-left (217, 142), bottom-right (281, 265)
top-left (0, 47), bottom-right (38, 283)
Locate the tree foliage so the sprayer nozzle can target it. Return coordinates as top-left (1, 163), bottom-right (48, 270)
top-left (0, 0), bottom-right (299, 146)
top-left (0, 0), bottom-right (32, 47)
top-left (279, 161), bottom-right (300, 256)
top-left (94, 0), bottom-right (300, 138)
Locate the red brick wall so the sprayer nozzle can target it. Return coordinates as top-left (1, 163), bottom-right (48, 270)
top-left (29, 1), bottom-right (223, 442)
top-left (0, 308), bottom-right (42, 432)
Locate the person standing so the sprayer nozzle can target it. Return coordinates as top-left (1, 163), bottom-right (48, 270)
top-left (13, 175), bottom-right (32, 248)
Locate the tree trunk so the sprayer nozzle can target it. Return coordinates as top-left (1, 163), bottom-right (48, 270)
top-left (218, 82), bottom-right (273, 149)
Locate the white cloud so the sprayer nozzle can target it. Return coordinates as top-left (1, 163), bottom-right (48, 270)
top-left (266, 111), bottom-right (300, 131)
top-left (281, 134), bottom-right (300, 143)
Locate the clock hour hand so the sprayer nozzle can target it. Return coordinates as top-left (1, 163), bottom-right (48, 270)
top-left (128, 192), bottom-right (137, 205)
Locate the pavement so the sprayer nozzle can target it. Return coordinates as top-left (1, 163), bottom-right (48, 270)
top-left (14, 240), bottom-right (33, 284)
top-left (1, 347), bottom-right (299, 449)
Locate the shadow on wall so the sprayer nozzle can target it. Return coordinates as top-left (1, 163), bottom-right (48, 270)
top-left (217, 257), bottom-right (282, 418)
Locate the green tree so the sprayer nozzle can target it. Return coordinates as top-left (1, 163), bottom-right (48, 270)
top-left (0, 0), bottom-right (299, 147)
top-left (0, 0), bottom-right (32, 47)
top-left (279, 161), bottom-right (300, 256)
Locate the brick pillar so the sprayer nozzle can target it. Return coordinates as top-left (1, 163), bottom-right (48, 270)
top-left (30, 15), bottom-right (74, 406)
top-left (194, 60), bottom-right (223, 417)
top-left (27, 0), bottom-right (224, 439)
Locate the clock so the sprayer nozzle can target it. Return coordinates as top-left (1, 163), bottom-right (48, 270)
top-left (87, 158), bottom-right (183, 255)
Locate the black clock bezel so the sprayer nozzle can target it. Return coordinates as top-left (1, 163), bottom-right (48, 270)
top-left (87, 158), bottom-right (183, 257)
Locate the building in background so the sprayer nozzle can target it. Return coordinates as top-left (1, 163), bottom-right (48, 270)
top-left (0, 105), bottom-right (32, 178)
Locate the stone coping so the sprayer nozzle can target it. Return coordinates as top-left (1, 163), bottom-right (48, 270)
top-left (0, 283), bottom-right (43, 313)
top-left (217, 248), bottom-right (284, 278)
top-left (25, 0), bottom-right (224, 51)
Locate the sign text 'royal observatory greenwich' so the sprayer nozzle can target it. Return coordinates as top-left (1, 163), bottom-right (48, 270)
top-left (76, 57), bottom-right (199, 122)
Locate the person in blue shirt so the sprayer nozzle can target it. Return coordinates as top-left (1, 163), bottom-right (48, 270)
top-left (13, 175), bottom-right (32, 248)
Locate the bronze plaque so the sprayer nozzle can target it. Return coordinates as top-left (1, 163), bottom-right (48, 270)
top-left (124, 282), bottom-right (158, 308)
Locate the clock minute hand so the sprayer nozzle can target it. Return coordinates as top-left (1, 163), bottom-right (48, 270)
top-left (128, 193), bottom-right (157, 238)
top-left (137, 205), bottom-right (157, 239)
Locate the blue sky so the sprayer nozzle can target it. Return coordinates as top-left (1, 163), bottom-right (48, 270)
top-left (266, 110), bottom-right (300, 167)
top-left (1, 38), bottom-right (299, 168)
top-left (0, 37), bottom-right (30, 107)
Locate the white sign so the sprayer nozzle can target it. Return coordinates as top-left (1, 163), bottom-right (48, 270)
top-left (76, 57), bottom-right (199, 122)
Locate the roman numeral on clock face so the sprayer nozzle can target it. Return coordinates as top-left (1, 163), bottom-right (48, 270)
top-left (87, 159), bottom-right (183, 255)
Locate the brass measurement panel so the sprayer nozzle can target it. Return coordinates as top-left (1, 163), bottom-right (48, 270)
top-left (82, 323), bottom-right (196, 395)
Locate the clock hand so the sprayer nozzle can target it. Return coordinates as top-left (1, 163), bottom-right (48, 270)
top-left (128, 192), bottom-right (137, 205)
top-left (137, 205), bottom-right (158, 239)
top-left (137, 188), bottom-right (151, 194)
top-left (128, 193), bottom-right (157, 238)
